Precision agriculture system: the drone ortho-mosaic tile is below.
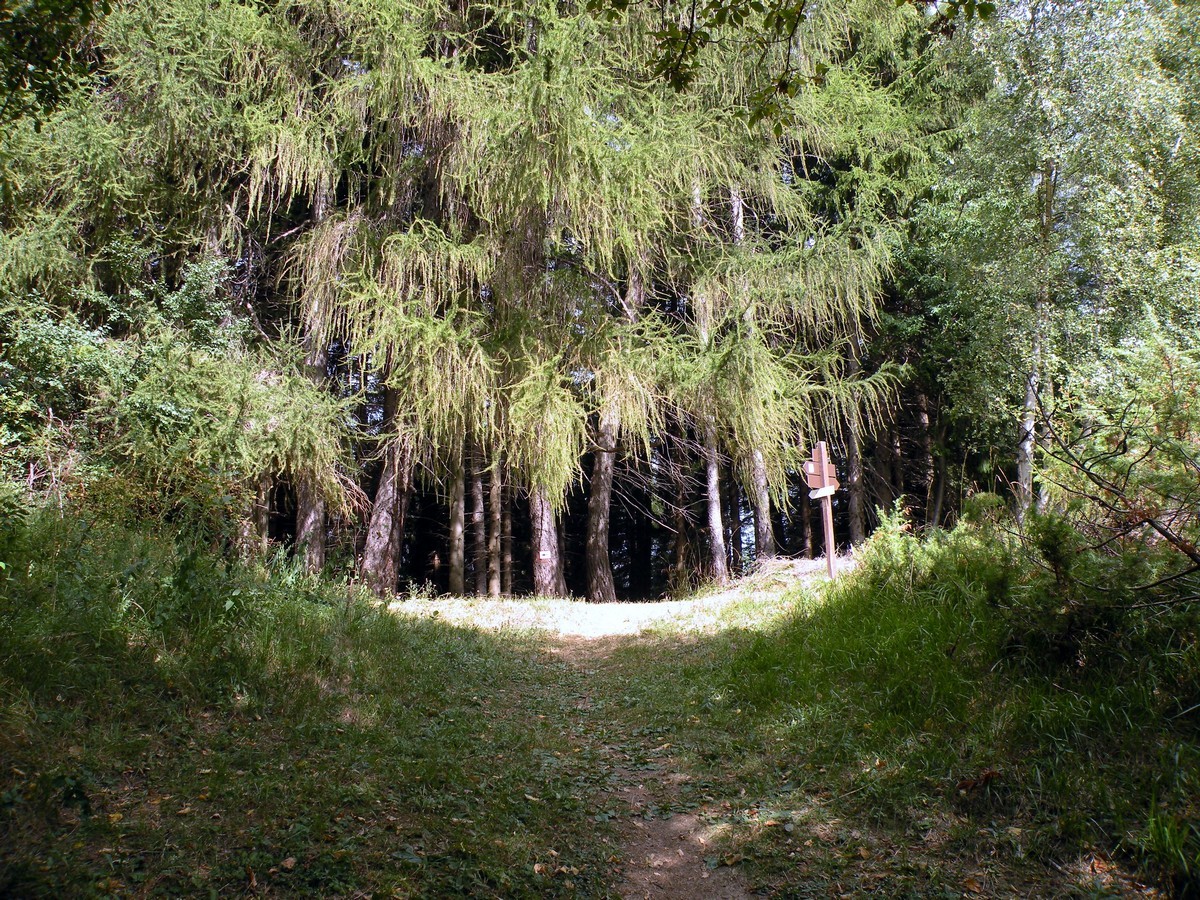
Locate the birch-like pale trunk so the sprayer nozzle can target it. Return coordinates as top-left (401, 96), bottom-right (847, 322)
top-left (694, 181), bottom-right (729, 585)
top-left (1018, 161), bottom-right (1057, 525)
top-left (530, 485), bottom-right (562, 597)
top-left (703, 425), bottom-right (730, 584)
top-left (448, 445), bottom-right (466, 594)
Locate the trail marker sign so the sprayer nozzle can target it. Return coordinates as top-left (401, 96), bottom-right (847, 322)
top-left (804, 441), bottom-right (839, 578)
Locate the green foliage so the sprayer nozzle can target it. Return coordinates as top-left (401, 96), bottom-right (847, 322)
top-left (0, 509), bottom-right (612, 896)
top-left (0, 0), bottom-right (109, 123)
top-left (605, 513), bottom-right (1198, 893)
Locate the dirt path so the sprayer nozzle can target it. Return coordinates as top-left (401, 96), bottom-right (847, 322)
top-left (389, 559), bottom-right (843, 898)
top-left (387, 558), bottom-right (1162, 899)
top-left (547, 636), bottom-right (752, 900)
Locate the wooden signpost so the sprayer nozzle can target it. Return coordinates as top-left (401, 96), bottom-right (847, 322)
top-left (803, 441), bottom-right (839, 578)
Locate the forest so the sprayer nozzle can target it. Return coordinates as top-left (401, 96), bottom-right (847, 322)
top-left (1, 0), bottom-right (1198, 895)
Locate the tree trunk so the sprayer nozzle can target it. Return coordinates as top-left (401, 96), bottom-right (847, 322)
top-left (1019, 160), bottom-right (1057, 525)
top-left (361, 433), bottom-right (413, 597)
top-left (530, 485), bottom-right (561, 597)
top-left (725, 463), bottom-right (742, 574)
top-left (750, 449), bottom-right (775, 561)
top-left (846, 424), bottom-right (866, 547)
top-left (670, 501), bottom-right (690, 592)
top-left (586, 406), bottom-right (620, 602)
top-left (873, 430), bottom-right (895, 512)
top-left (703, 424), bottom-right (730, 585)
top-left (800, 487), bottom-right (813, 559)
top-left (501, 470), bottom-right (513, 596)
top-left (729, 182), bottom-right (774, 563)
top-left (471, 443), bottom-right (486, 596)
top-left (916, 390), bottom-right (935, 521)
top-left (929, 431), bottom-right (948, 529)
top-left (250, 473), bottom-right (271, 553)
top-left (448, 445), bottom-right (466, 594)
top-left (772, 504), bottom-right (788, 556)
top-left (1017, 354), bottom-right (1039, 524)
top-left (890, 426), bottom-right (905, 505)
top-left (294, 477), bottom-right (325, 573)
top-left (631, 463), bottom-right (655, 598)
top-left (845, 353), bottom-right (866, 547)
top-left (294, 187), bottom-right (331, 573)
top-left (487, 455), bottom-right (502, 598)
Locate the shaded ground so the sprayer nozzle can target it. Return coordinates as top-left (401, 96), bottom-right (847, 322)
top-left (4, 553), bottom-right (1165, 897)
top-left (388, 556), bottom-right (1161, 899)
top-left (388, 559), bottom-right (837, 899)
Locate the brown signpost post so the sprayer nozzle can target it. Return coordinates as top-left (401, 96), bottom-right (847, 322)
top-left (803, 441), bottom-right (839, 578)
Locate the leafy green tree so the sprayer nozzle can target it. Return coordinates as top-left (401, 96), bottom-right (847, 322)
top-left (904, 0), bottom-right (1195, 523)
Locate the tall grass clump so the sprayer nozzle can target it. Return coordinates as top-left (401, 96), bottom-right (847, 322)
top-left (703, 503), bottom-right (1198, 892)
top-left (0, 500), bottom-right (607, 898)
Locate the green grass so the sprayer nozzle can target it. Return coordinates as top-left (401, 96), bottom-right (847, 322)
top-left (590, 516), bottom-right (1200, 896)
top-left (2, 505), bottom-right (1197, 897)
top-left (0, 514), bottom-right (617, 897)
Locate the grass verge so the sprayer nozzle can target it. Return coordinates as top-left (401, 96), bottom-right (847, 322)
top-left (0, 511), bottom-right (615, 897)
top-left (596, 514), bottom-right (1199, 897)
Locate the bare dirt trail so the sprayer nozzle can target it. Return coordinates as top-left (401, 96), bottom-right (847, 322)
top-left (546, 635), bottom-right (753, 900)
top-left (390, 560), bottom-right (840, 898)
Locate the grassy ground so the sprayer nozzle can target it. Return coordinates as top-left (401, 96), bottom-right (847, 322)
top-left (1, 510), bottom-right (1197, 897)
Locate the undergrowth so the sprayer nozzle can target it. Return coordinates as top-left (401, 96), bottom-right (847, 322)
top-left (2, 496), bottom-right (1197, 897)
top-left (613, 508), bottom-right (1200, 896)
top-left (0, 505), bottom-right (612, 898)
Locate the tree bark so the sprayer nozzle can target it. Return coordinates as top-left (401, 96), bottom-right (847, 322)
top-left (725, 462), bottom-right (742, 574)
top-left (530, 485), bottom-right (562, 597)
top-left (846, 424), bottom-right (865, 547)
top-left (729, 182), bottom-right (775, 563)
top-left (667, 423), bottom-right (692, 592)
top-left (916, 390), bottom-right (935, 521)
top-left (845, 352), bottom-right (866, 547)
top-left (631, 472), bottom-right (654, 598)
top-left (771, 504), bottom-right (788, 556)
top-left (501, 470), bottom-right (513, 596)
top-left (1019, 160), bottom-right (1057, 525)
top-left (360, 429), bottom-right (413, 597)
top-left (252, 473), bottom-right (271, 553)
top-left (294, 187), bottom-right (332, 573)
top-left (703, 424), bottom-right (730, 585)
top-left (890, 426), bottom-right (905, 505)
top-left (1017, 353), bottom-right (1039, 524)
top-left (586, 406), bottom-right (620, 602)
top-left (471, 443), bottom-right (486, 596)
top-left (448, 445), bottom-right (466, 594)
top-left (872, 430), bottom-right (895, 512)
top-left (487, 455), bottom-right (502, 597)
top-left (799, 487), bottom-right (814, 559)
top-left (750, 449), bottom-right (775, 561)
top-left (929, 430), bottom-right (948, 529)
